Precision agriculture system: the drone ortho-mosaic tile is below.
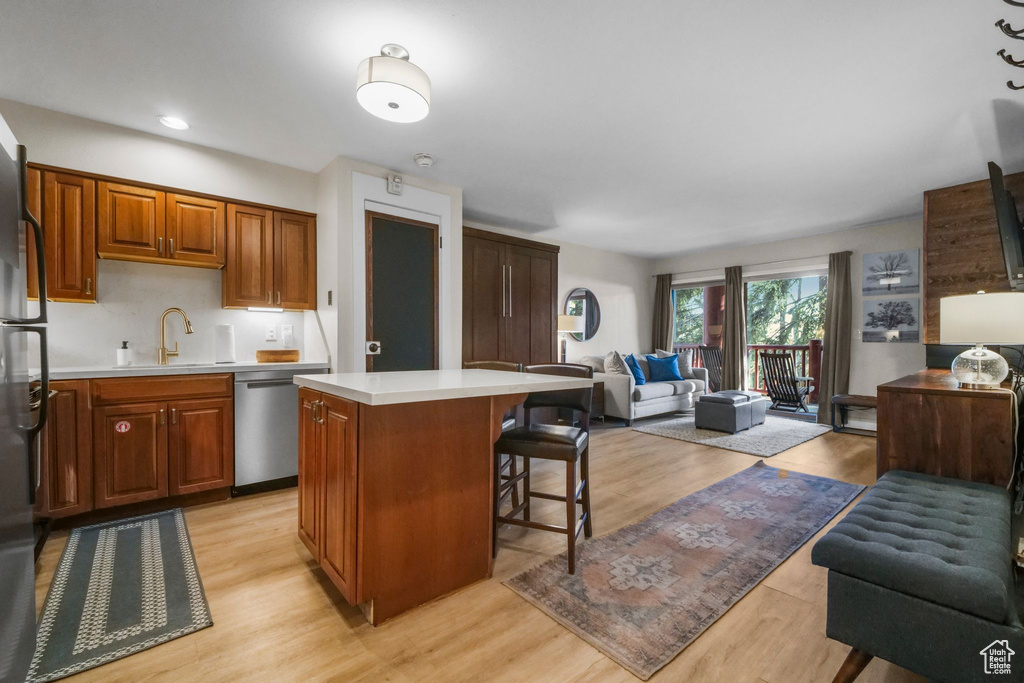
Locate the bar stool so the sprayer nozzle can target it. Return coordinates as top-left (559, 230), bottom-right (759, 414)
top-left (463, 360), bottom-right (524, 554)
top-left (494, 363), bottom-right (593, 573)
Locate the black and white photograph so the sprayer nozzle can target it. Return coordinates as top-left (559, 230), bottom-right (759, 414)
top-left (862, 249), bottom-right (920, 295)
top-left (862, 298), bottom-right (920, 343)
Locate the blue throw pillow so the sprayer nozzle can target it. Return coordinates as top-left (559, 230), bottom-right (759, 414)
top-left (624, 354), bottom-right (647, 385)
top-left (646, 354), bottom-right (683, 382)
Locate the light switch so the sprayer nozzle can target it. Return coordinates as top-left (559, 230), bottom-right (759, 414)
top-left (265, 325), bottom-right (278, 341)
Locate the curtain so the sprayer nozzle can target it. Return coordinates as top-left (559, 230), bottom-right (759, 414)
top-left (652, 274), bottom-right (674, 351)
top-left (817, 251), bottom-right (853, 424)
top-left (722, 266), bottom-right (747, 390)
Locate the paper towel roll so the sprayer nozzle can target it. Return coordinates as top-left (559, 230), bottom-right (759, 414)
top-left (214, 324), bottom-right (236, 363)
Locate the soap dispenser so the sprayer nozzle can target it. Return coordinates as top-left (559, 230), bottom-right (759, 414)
top-left (116, 341), bottom-right (133, 367)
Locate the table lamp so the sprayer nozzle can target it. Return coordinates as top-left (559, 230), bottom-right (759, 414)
top-left (939, 292), bottom-right (1024, 387)
top-left (557, 314), bottom-right (585, 363)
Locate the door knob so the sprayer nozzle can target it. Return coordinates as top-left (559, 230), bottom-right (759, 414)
top-left (365, 341), bottom-right (381, 355)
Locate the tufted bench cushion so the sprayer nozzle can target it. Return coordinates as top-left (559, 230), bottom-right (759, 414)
top-left (811, 470), bottom-right (1014, 624)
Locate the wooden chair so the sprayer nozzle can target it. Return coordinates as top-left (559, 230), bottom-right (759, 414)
top-left (494, 363), bottom-right (593, 573)
top-left (698, 345), bottom-right (723, 393)
top-left (759, 351), bottom-right (813, 412)
top-left (463, 360), bottom-right (524, 555)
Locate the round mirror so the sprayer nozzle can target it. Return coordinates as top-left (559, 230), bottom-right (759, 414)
top-left (564, 288), bottom-right (601, 341)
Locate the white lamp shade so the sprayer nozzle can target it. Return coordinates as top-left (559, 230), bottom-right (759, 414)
top-left (558, 315), bottom-right (585, 333)
top-left (939, 292), bottom-right (1024, 344)
top-left (356, 56), bottom-right (431, 123)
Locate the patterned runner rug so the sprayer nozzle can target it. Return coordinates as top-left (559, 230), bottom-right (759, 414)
top-left (29, 509), bottom-right (212, 682)
top-left (505, 462), bottom-right (863, 680)
top-left (635, 414), bottom-right (830, 457)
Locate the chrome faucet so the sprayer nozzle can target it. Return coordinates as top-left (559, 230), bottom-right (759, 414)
top-left (158, 307), bottom-right (194, 365)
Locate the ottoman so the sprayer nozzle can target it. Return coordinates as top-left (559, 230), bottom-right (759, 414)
top-left (694, 390), bottom-right (768, 433)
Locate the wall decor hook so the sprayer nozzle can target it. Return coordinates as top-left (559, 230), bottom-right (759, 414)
top-left (996, 19), bottom-right (1024, 39)
top-left (1009, 80), bottom-right (1024, 90)
top-left (998, 48), bottom-right (1024, 67)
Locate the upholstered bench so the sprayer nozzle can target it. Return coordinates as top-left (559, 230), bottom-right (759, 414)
top-left (694, 390), bottom-right (768, 434)
top-left (811, 470), bottom-right (1023, 682)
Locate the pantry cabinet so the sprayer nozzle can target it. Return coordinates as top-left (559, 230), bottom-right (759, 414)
top-left (223, 204), bottom-right (316, 310)
top-left (298, 387), bottom-right (358, 603)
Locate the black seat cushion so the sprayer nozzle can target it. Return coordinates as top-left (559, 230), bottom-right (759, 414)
top-left (811, 470), bottom-right (1014, 624)
top-left (495, 424), bottom-right (588, 461)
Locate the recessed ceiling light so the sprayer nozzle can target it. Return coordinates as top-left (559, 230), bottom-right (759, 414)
top-left (157, 115), bottom-right (190, 130)
top-left (356, 44), bottom-right (431, 123)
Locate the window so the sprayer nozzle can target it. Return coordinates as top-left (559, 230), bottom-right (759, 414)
top-left (672, 287), bottom-right (704, 345)
top-left (745, 275), bottom-right (827, 346)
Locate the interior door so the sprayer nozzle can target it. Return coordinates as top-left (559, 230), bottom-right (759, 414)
top-left (365, 211), bottom-right (439, 372)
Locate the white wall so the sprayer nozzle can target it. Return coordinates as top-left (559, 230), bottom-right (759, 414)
top-left (654, 217), bottom-right (927, 423)
top-left (0, 99), bottom-right (324, 367)
top-left (464, 221), bottom-right (655, 358)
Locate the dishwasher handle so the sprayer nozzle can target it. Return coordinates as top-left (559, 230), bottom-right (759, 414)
top-left (243, 379), bottom-right (297, 389)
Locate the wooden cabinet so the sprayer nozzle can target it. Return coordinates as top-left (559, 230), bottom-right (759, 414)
top-left (26, 167), bottom-right (41, 300)
top-left (92, 374), bottom-right (233, 509)
top-left (98, 182), bottom-right (225, 268)
top-left (224, 204), bottom-right (316, 310)
top-left (36, 380), bottom-right (93, 518)
top-left (297, 388), bottom-right (358, 603)
top-left (462, 227), bottom-right (558, 366)
top-left (44, 171), bottom-right (97, 302)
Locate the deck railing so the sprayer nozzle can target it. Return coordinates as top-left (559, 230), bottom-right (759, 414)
top-left (672, 340), bottom-right (823, 401)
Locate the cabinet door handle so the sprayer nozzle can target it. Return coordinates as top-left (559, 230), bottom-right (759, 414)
top-left (502, 265), bottom-right (506, 318)
top-left (85, 277), bottom-right (92, 295)
top-left (508, 266), bottom-right (513, 318)
top-left (169, 238), bottom-right (175, 257)
top-left (267, 291), bottom-right (272, 305)
top-left (157, 237), bottom-right (163, 254)
top-left (170, 408), bottom-right (177, 425)
top-left (159, 409), bottom-right (166, 426)
top-left (276, 291), bottom-right (281, 306)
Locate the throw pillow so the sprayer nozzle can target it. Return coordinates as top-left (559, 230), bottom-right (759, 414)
top-left (624, 354), bottom-right (647, 385)
top-left (656, 348), bottom-right (696, 379)
top-left (604, 350), bottom-right (629, 375)
top-left (646, 354), bottom-right (683, 382)
top-left (578, 355), bottom-right (606, 373)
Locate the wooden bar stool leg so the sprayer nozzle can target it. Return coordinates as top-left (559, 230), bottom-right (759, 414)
top-left (508, 455), bottom-right (520, 509)
top-left (566, 459), bottom-right (577, 574)
top-left (493, 449), bottom-right (501, 559)
top-left (523, 456), bottom-right (531, 522)
top-left (580, 447), bottom-right (593, 538)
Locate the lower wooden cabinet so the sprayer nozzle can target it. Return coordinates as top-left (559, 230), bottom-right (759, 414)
top-left (298, 388), bottom-right (358, 603)
top-left (36, 380), bottom-right (93, 518)
top-left (93, 401), bottom-right (169, 508)
top-left (168, 397), bottom-right (234, 496)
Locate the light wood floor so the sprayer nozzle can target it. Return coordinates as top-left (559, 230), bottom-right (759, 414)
top-left (35, 422), bottom-right (925, 683)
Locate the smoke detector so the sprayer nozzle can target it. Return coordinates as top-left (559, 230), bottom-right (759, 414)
top-left (413, 153), bottom-right (434, 168)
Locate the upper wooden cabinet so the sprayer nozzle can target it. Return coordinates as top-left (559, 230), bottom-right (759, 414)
top-left (98, 182), bottom-right (225, 268)
top-left (44, 171), bottom-right (97, 302)
top-left (223, 204), bottom-right (316, 310)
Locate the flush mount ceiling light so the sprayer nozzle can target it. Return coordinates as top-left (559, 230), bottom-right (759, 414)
top-left (413, 152), bottom-right (434, 168)
top-left (157, 115), bottom-right (190, 130)
top-left (356, 44), bottom-right (431, 123)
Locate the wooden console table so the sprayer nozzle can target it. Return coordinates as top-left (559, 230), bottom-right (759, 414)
top-left (876, 370), bottom-right (1017, 487)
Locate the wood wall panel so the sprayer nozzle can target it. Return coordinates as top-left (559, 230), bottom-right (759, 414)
top-left (923, 170), bottom-right (1024, 343)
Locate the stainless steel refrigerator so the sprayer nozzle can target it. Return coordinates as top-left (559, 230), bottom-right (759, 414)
top-left (0, 113), bottom-right (49, 682)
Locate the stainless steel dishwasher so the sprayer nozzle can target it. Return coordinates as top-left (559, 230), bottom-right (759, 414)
top-left (233, 367), bottom-right (327, 494)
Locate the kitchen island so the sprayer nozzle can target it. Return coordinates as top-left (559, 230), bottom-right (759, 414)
top-left (292, 369), bottom-right (592, 625)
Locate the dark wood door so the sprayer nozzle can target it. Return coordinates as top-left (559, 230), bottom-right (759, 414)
top-left (223, 204), bottom-right (274, 308)
top-left (97, 181), bottom-right (166, 262)
top-left (44, 172), bottom-right (96, 302)
top-left (93, 402), bottom-right (168, 508)
top-left (274, 211), bottom-right (316, 310)
top-left (319, 394), bottom-right (358, 603)
top-left (504, 244), bottom-right (557, 365)
top-left (168, 398), bottom-right (234, 495)
top-left (166, 193), bottom-right (226, 268)
top-left (365, 211), bottom-right (439, 371)
top-left (25, 166), bottom-right (41, 300)
top-left (297, 388), bottom-right (321, 560)
top-left (462, 235), bottom-right (506, 363)
top-left (36, 380), bottom-right (93, 518)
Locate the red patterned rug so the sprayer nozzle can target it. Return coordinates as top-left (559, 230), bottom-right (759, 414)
top-left (504, 462), bottom-right (864, 680)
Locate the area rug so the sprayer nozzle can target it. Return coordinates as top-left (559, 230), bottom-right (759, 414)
top-left (505, 462), bottom-right (863, 680)
top-left (28, 509), bottom-right (212, 682)
top-left (634, 414), bottom-right (829, 457)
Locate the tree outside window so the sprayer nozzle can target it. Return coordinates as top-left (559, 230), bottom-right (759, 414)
top-left (673, 287), bottom-right (704, 346)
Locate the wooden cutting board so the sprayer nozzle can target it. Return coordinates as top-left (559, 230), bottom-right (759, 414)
top-left (256, 349), bottom-right (300, 363)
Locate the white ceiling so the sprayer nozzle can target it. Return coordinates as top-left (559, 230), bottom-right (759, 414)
top-left (1, 1), bottom-right (1021, 257)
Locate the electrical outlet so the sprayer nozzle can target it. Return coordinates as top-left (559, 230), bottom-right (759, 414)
top-left (281, 324), bottom-right (293, 337)
top-left (265, 325), bottom-right (278, 342)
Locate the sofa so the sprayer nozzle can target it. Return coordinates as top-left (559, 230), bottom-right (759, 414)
top-left (577, 352), bottom-right (707, 425)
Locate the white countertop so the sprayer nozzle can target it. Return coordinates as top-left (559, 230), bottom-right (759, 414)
top-left (293, 369), bottom-right (593, 406)
top-left (45, 360), bottom-right (330, 380)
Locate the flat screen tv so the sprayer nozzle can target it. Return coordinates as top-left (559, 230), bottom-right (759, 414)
top-left (989, 161), bottom-right (1024, 291)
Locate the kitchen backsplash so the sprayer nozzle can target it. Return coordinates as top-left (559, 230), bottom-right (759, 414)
top-left (29, 259), bottom-right (315, 368)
